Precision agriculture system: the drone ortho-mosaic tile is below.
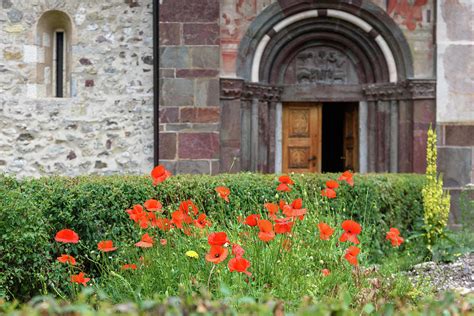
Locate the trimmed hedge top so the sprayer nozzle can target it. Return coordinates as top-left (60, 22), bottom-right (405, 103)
top-left (0, 173), bottom-right (425, 300)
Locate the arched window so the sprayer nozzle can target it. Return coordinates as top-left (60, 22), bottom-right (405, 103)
top-left (36, 10), bottom-right (73, 98)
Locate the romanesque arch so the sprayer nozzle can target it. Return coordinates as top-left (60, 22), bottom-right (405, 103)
top-left (220, 0), bottom-right (435, 175)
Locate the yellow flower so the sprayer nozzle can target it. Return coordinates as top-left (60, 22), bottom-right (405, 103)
top-left (185, 250), bottom-right (199, 259)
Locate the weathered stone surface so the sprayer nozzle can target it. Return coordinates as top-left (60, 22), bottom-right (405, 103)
top-left (3, 47), bottom-right (22, 60)
top-left (95, 161), bottom-right (107, 169)
top-left (190, 47), bottom-right (219, 69)
top-left (447, 188), bottom-right (474, 226)
top-left (177, 160), bottom-right (210, 174)
top-left (438, 147), bottom-right (473, 188)
top-left (161, 78), bottom-right (194, 106)
top-left (160, 47), bottom-right (191, 69)
top-left (159, 23), bottom-right (181, 46)
top-left (445, 125), bottom-right (474, 146)
top-left (67, 151), bottom-right (77, 160)
top-left (195, 78), bottom-right (219, 107)
top-left (2, 0), bottom-right (12, 9)
top-left (159, 0), bottom-right (219, 23)
top-left (0, 0), bottom-right (154, 177)
top-left (159, 107), bottom-right (179, 123)
top-left (159, 133), bottom-right (177, 160)
top-left (183, 23), bottom-right (219, 45)
top-left (178, 133), bottom-right (219, 159)
top-left (159, 68), bottom-right (175, 78)
top-left (176, 69), bottom-right (219, 78)
top-left (180, 107), bottom-right (220, 123)
top-left (7, 8), bottom-right (23, 23)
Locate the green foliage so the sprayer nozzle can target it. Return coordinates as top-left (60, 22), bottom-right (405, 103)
top-left (1, 290), bottom-right (472, 316)
top-left (0, 173), bottom-right (425, 301)
top-left (422, 128), bottom-right (451, 250)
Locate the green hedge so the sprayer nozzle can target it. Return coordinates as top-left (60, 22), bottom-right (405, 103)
top-left (0, 173), bottom-right (425, 301)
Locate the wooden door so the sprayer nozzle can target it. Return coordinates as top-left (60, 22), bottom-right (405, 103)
top-left (282, 103), bottom-right (322, 173)
top-left (342, 104), bottom-right (359, 171)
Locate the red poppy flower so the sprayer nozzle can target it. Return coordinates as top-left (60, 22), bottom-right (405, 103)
top-left (179, 200), bottom-right (199, 216)
top-left (279, 175), bottom-right (294, 185)
top-left (144, 199), bottom-right (162, 212)
top-left (55, 229), bottom-right (79, 244)
top-left (257, 220), bottom-right (275, 242)
top-left (208, 232), bottom-right (229, 246)
top-left (171, 210), bottom-right (192, 229)
top-left (126, 204), bottom-right (146, 223)
top-left (282, 204), bottom-right (307, 219)
top-left (386, 228), bottom-right (404, 247)
top-left (151, 165), bottom-right (171, 186)
top-left (326, 180), bottom-right (339, 190)
top-left (244, 214), bottom-right (260, 226)
top-left (57, 254), bottom-right (76, 265)
top-left (279, 199), bottom-right (288, 210)
top-left (274, 217), bottom-right (293, 234)
top-left (194, 213), bottom-right (212, 229)
top-left (264, 203), bottom-right (279, 218)
top-left (318, 222), bottom-right (335, 240)
top-left (322, 269), bottom-right (330, 277)
top-left (135, 233), bottom-right (154, 248)
top-left (98, 240), bottom-right (117, 252)
top-left (160, 238), bottom-right (167, 246)
top-left (70, 272), bottom-right (90, 286)
top-left (232, 244), bottom-right (245, 257)
top-left (344, 246), bottom-right (360, 266)
top-left (339, 220), bottom-right (362, 244)
top-left (321, 188), bottom-right (337, 199)
top-left (152, 218), bottom-right (172, 231)
top-left (291, 198), bottom-right (303, 209)
top-left (205, 245), bottom-right (229, 264)
top-left (276, 183), bottom-right (291, 192)
top-left (228, 257), bottom-right (251, 276)
top-left (121, 263), bottom-right (137, 270)
top-left (215, 186), bottom-right (230, 202)
top-left (338, 170), bottom-right (354, 186)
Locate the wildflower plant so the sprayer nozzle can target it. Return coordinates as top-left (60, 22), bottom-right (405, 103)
top-left (422, 127), bottom-right (450, 250)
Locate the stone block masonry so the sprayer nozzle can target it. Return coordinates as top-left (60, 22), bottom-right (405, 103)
top-left (159, 0), bottom-right (221, 174)
top-left (0, 0), bottom-right (154, 177)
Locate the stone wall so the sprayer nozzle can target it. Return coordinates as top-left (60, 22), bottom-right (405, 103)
top-left (436, 0), bottom-right (474, 225)
top-left (0, 0), bottom-right (154, 177)
top-left (159, 0), bottom-right (221, 174)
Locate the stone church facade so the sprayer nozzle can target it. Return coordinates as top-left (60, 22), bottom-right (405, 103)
top-left (0, 1), bottom-right (473, 216)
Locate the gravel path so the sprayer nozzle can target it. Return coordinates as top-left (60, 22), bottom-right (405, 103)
top-left (407, 252), bottom-right (474, 295)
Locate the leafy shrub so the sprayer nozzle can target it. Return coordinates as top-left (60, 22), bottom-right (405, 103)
top-left (0, 173), bottom-right (425, 301)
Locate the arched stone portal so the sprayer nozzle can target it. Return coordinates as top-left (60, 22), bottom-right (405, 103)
top-left (219, 0), bottom-right (436, 175)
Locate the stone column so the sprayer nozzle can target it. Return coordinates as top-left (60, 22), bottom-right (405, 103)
top-left (267, 101), bottom-right (277, 173)
top-left (250, 98), bottom-right (259, 172)
top-left (358, 101), bottom-right (368, 174)
top-left (398, 99), bottom-right (413, 172)
top-left (240, 98), bottom-right (253, 171)
top-left (367, 101), bottom-right (377, 172)
top-left (376, 100), bottom-right (390, 172)
top-left (275, 102), bottom-right (283, 174)
top-left (390, 100), bottom-right (398, 173)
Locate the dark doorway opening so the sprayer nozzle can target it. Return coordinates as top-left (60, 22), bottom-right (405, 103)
top-left (322, 102), bottom-right (358, 172)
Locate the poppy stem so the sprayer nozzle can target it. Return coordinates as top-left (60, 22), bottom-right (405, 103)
top-left (207, 264), bottom-right (216, 291)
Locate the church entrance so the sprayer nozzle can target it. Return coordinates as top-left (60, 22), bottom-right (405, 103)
top-left (282, 102), bottom-right (358, 173)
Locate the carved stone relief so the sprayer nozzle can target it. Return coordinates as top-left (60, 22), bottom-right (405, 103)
top-left (284, 47), bottom-right (359, 85)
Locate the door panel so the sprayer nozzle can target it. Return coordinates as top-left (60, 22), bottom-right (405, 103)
top-left (343, 104), bottom-right (359, 171)
top-left (283, 103), bottom-right (322, 173)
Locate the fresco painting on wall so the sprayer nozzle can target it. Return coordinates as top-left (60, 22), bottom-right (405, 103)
top-left (388, 0), bottom-right (428, 31)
